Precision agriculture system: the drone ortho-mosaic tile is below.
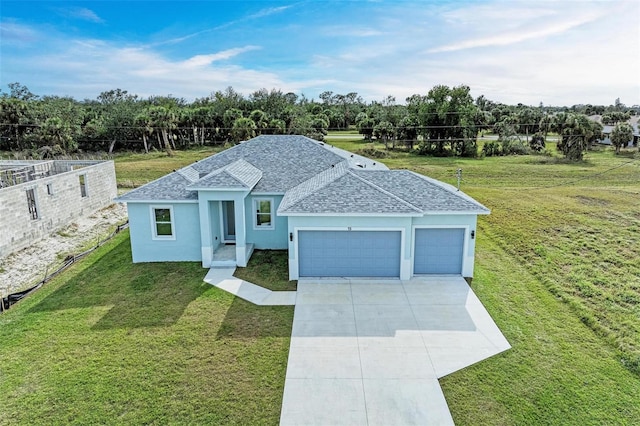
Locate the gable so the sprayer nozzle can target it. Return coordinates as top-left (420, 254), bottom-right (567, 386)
top-left (189, 159), bottom-right (262, 190)
top-left (280, 171), bottom-right (422, 215)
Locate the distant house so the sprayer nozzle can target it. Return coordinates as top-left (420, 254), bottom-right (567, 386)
top-left (0, 160), bottom-right (117, 258)
top-left (117, 135), bottom-right (489, 280)
top-left (595, 117), bottom-right (639, 147)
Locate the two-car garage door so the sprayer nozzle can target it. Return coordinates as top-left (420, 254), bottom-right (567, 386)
top-left (297, 228), bottom-right (465, 278)
top-left (298, 230), bottom-right (401, 277)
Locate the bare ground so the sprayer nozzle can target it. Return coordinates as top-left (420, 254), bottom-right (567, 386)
top-left (0, 203), bottom-right (128, 297)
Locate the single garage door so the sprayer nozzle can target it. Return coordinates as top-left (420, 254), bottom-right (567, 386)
top-left (298, 230), bottom-right (401, 277)
top-left (414, 228), bottom-right (465, 274)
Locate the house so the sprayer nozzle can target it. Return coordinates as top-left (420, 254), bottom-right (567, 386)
top-left (593, 116), bottom-right (640, 147)
top-left (116, 135), bottom-right (489, 280)
top-left (0, 160), bottom-right (117, 258)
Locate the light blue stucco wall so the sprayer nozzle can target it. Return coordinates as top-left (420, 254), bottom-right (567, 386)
top-left (127, 202), bottom-right (201, 262)
top-left (209, 200), bottom-right (222, 250)
top-left (245, 194), bottom-right (288, 249)
top-left (196, 190), bottom-right (249, 267)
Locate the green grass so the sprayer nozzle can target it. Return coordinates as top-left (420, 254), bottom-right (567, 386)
top-left (441, 234), bottom-right (640, 424)
top-left (115, 146), bottom-right (221, 188)
top-left (0, 231), bottom-right (293, 425)
top-left (234, 250), bottom-right (297, 291)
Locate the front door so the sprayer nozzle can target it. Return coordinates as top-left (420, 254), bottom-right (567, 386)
top-left (222, 201), bottom-right (236, 243)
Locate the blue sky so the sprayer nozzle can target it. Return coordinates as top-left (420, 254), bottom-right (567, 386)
top-left (1, 0), bottom-right (639, 106)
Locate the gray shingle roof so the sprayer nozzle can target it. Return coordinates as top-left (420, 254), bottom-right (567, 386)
top-left (176, 166), bottom-right (199, 183)
top-left (191, 135), bottom-right (347, 193)
top-left (351, 170), bottom-right (490, 213)
top-left (117, 134), bottom-right (489, 215)
top-left (278, 162), bottom-right (350, 212)
top-left (279, 171), bottom-right (422, 214)
top-left (117, 135), bottom-right (346, 201)
top-left (116, 171), bottom-right (198, 202)
top-left (278, 169), bottom-right (489, 215)
top-left (188, 159), bottom-right (262, 190)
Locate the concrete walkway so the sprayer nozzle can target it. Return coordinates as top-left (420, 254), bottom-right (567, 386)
top-left (203, 267), bottom-right (296, 305)
top-left (203, 271), bottom-right (510, 425)
top-left (280, 277), bottom-right (510, 425)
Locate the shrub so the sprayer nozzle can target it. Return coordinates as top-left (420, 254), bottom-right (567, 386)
top-left (482, 141), bottom-right (501, 156)
top-left (356, 144), bottom-right (388, 158)
top-left (530, 134), bottom-right (546, 152)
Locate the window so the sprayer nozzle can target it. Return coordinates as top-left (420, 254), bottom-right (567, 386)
top-left (46, 183), bottom-right (54, 196)
top-left (151, 206), bottom-right (175, 239)
top-left (79, 174), bottom-right (87, 197)
top-left (254, 198), bottom-right (274, 230)
top-left (26, 188), bottom-right (38, 220)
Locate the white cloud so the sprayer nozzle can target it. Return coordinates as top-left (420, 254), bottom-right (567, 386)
top-left (65, 7), bottom-right (104, 23)
top-left (322, 25), bottom-right (384, 37)
top-left (182, 46), bottom-right (261, 68)
top-left (0, 21), bottom-right (39, 44)
top-left (6, 36), bottom-right (293, 99)
top-left (428, 10), bottom-right (604, 53)
top-left (248, 6), bottom-right (292, 19)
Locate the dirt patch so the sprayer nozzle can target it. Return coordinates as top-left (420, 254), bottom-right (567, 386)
top-left (0, 203), bottom-right (128, 296)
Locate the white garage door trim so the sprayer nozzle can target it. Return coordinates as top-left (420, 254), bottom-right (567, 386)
top-left (412, 225), bottom-right (469, 276)
top-left (294, 227), bottom-right (405, 278)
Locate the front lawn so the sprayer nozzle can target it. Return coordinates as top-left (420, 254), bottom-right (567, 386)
top-left (0, 231), bottom-right (293, 425)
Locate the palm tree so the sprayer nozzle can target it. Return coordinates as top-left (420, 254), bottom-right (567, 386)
top-left (148, 106), bottom-right (177, 156)
top-left (134, 110), bottom-right (154, 153)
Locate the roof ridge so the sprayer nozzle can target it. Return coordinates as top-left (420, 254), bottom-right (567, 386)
top-left (176, 165), bottom-right (199, 183)
top-left (346, 170), bottom-right (423, 213)
top-left (278, 161), bottom-right (349, 212)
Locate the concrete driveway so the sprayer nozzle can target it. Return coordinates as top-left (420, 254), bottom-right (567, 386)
top-left (279, 277), bottom-right (510, 425)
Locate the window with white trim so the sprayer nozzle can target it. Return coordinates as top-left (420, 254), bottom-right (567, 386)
top-left (253, 198), bottom-right (274, 230)
top-left (151, 206), bottom-right (175, 239)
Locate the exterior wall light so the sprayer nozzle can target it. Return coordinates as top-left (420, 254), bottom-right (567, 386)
top-left (289, 232), bottom-right (293, 242)
top-left (471, 230), bottom-right (475, 239)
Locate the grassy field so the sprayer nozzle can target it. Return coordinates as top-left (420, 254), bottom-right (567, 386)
top-left (114, 146), bottom-right (221, 188)
top-left (2, 135), bottom-right (639, 424)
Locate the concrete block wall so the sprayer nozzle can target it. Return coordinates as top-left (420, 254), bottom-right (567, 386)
top-left (0, 161), bottom-right (118, 258)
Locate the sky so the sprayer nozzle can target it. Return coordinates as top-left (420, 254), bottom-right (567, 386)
top-left (1, 0), bottom-right (639, 106)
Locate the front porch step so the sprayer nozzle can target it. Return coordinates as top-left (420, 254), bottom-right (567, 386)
top-left (210, 243), bottom-right (254, 268)
top-left (210, 259), bottom-right (237, 267)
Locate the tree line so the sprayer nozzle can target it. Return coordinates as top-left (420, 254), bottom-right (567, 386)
top-left (0, 82), bottom-right (636, 160)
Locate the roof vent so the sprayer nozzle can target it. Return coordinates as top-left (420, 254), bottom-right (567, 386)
top-left (319, 142), bottom-right (325, 146)
top-left (350, 154), bottom-right (354, 157)
top-left (373, 162), bottom-right (376, 165)
top-left (356, 163), bottom-right (364, 168)
top-left (331, 164), bottom-right (334, 168)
